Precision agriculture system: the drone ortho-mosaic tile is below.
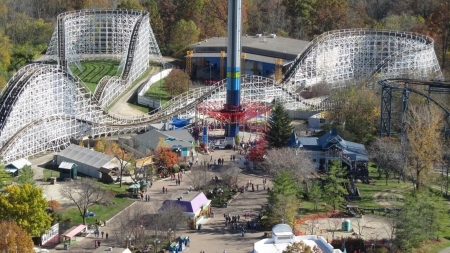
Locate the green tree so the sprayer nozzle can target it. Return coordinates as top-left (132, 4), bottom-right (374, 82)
top-left (117, 0), bottom-right (144, 10)
top-left (308, 181), bottom-right (322, 211)
top-left (266, 103), bottom-right (294, 147)
top-left (327, 85), bottom-right (379, 145)
top-left (0, 184), bottom-right (52, 235)
top-left (169, 19), bottom-right (200, 59)
top-left (394, 190), bottom-right (448, 250)
top-left (144, 0), bottom-right (164, 46)
top-left (267, 171), bottom-right (302, 226)
top-left (323, 160), bottom-right (347, 210)
top-left (16, 165), bottom-right (35, 185)
top-left (0, 165), bottom-right (10, 187)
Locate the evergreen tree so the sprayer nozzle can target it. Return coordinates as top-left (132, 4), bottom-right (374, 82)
top-left (266, 103), bottom-right (294, 147)
top-left (267, 171), bottom-right (302, 226)
top-left (323, 160), bottom-right (348, 210)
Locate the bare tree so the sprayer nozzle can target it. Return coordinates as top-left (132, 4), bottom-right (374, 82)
top-left (326, 218), bottom-right (342, 240)
top-left (261, 148), bottom-right (315, 187)
top-left (382, 216), bottom-right (398, 253)
top-left (220, 165), bottom-right (240, 188)
top-left (352, 217), bottom-right (372, 237)
top-left (186, 164), bottom-right (211, 190)
top-left (60, 178), bottom-right (112, 225)
top-left (369, 137), bottom-right (403, 185)
top-left (110, 202), bottom-right (152, 249)
top-left (159, 201), bottom-right (189, 239)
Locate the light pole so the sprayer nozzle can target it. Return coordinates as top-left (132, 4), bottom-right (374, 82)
top-left (153, 239), bottom-right (160, 253)
top-left (168, 228), bottom-right (173, 243)
top-left (125, 235), bottom-right (132, 248)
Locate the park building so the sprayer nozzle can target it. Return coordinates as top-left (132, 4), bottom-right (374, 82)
top-left (253, 224), bottom-right (342, 253)
top-left (188, 35), bottom-right (309, 82)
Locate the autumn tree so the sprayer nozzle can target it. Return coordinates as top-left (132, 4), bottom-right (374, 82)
top-left (48, 199), bottom-right (61, 213)
top-left (220, 165), bottom-right (240, 187)
top-left (93, 138), bottom-right (105, 153)
top-left (266, 103), bottom-right (294, 147)
top-left (405, 103), bottom-right (443, 191)
top-left (246, 138), bottom-right (267, 162)
top-left (60, 178), bottom-right (112, 225)
top-left (369, 137), bottom-right (403, 185)
top-left (283, 239), bottom-right (312, 253)
top-left (156, 147), bottom-right (178, 169)
top-left (323, 160), bottom-right (347, 210)
top-left (428, 1), bottom-right (450, 70)
top-left (0, 184), bottom-right (52, 235)
top-left (312, 0), bottom-right (349, 35)
top-left (165, 69), bottom-right (192, 97)
top-left (104, 140), bottom-right (134, 188)
top-left (0, 220), bottom-right (34, 253)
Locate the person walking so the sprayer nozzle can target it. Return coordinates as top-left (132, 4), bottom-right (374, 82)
top-left (106, 233), bottom-right (109, 240)
top-left (101, 231), bottom-right (104, 238)
top-left (162, 186), bottom-right (165, 194)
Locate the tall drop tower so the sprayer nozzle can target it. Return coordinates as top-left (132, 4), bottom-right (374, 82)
top-left (224, 0), bottom-right (242, 137)
top-left (195, 0), bottom-right (270, 140)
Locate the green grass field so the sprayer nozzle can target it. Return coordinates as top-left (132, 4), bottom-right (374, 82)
top-left (144, 79), bottom-right (170, 105)
top-left (61, 197), bottom-right (133, 224)
top-left (70, 61), bottom-right (121, 93)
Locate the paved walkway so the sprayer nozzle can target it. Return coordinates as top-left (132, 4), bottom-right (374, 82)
top-left (36, 149), bottom-right (270, 253)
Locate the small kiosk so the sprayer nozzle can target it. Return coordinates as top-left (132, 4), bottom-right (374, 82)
top-left (58, 161), bottom-right (78, 180)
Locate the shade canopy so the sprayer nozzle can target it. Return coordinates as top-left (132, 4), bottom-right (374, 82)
top-left (129, 184), bottom-right (140, 189)
top-left (64, 225), bottom-right (86, 238)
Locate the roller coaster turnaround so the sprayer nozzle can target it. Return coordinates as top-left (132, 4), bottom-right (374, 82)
top-left (0, 9), bottom-right (443, 162)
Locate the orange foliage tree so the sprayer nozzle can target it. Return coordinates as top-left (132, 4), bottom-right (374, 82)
top-left (0, 220), bottom-right (34, 253)
top-left (156, 147), bottom-right (178, 169)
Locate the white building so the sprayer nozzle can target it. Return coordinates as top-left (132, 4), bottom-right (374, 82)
top-left (253, 224), bottom-right (342, 253)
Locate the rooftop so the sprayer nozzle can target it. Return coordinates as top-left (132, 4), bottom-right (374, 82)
top-left (58, 145), bottom-right (115, 168)
top-left (253, 235), bottom-right (341, 253)
top-left (191, 36), bottom-right (310, 65)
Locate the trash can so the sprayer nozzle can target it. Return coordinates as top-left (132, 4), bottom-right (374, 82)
top-left (198, 224), bottom-right (202, 230)
top-left (64, 244), bottom-right (68, 250)
top-left (211, 212), bottom-right (215, 218)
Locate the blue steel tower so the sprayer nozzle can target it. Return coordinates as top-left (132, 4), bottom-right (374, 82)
top-left (225, 0), bottom-right (242, 137)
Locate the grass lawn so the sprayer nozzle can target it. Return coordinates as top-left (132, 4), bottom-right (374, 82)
top-left (299, 201), bottom-right (329, 216)
top-left (144, 79), bottom-right (170, 105)
top-left (70, 61), bottom-right (121, 93)
top-left (42, 168), bottom-right (60, 180)
top-left (61, 197), bottom-right (133, 224)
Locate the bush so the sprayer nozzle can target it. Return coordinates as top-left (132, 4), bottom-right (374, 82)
top-left (180, 164), bottom-right (187, 170)
top-left (172, 167), bottom-right (179, 173)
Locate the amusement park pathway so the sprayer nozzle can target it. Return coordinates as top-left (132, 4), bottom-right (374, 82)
top-left (35, 149), bottom-right (273, 253)
top-left (107, 67), bottom-right (158, 117)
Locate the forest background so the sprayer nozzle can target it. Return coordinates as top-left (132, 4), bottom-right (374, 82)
top-left (0, 0), bottom-right (448, 92)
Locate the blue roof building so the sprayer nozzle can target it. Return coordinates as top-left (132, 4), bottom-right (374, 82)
top-left (287, 128), bottom-right (368, 171)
